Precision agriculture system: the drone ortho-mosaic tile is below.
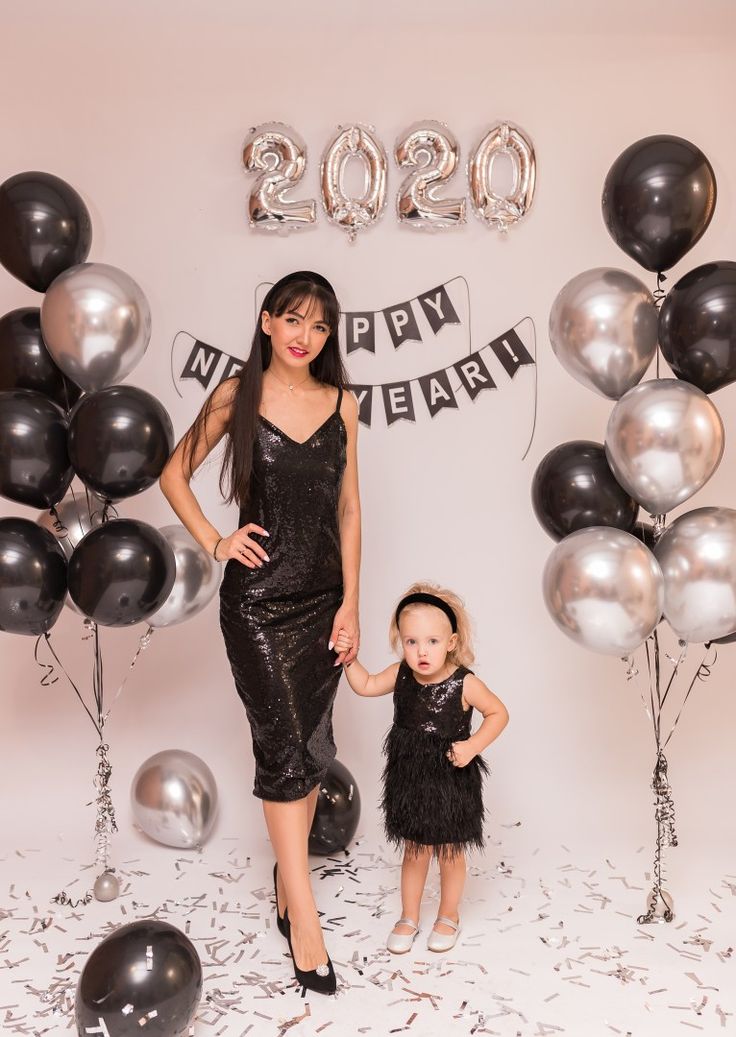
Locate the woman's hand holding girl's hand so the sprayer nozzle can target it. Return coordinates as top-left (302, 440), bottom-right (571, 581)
top-left (329, 603), bottom-right (359, 666)
top-left (216, 523), bottom-right (270, 568)
top-left (446, 740), bottom-right (476, 768)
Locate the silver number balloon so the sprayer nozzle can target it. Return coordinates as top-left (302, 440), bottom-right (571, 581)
top-left (131, 749), bottom-right (218, 849)
top-left (543, 527), bottom-right (664, 656)
top-left (242, 122), bottom-right (316, 232)
top-left (655, 507), bottom-right (736, 642)
top-left (147, 524), bottom-right (221, 628)
top-left (320, 124), bottom-right (388, 240)
top-left (605, 379), bottom-right (724, 516)
top-left (395, 120), bottom-right (465, 230)
top-left (549, 268), bottom-right (658, 399)
top-left (41, 263), bottom-right (151, 392)
top-left (469, 122), bottom-right (536, 231)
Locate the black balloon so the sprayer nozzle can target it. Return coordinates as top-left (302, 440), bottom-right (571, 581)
top-left (75, 918), bottom-right (202, 1037)
top-left (711, 630), bottom-right (736, 645)
top-left (532, 440), bottom-right (639, 541)
top-left (0, 518), bottom-right (67, 635)
top-left (0, 171), bottom-right (92, 292)
top-left (0, 389), bottom-right (72, 508)
top-left (0, 308), bottom-right (81, 409)
top-left (659, 261), bottom-right (736, 394)
top-left (308, 758), bottom-right (361, 855)
top-left (602, 135), bottom-right (716, 273)
top-left (68, 519), bottom-right (176, 627)
top-left (69, 386), bottom-right (174, 500)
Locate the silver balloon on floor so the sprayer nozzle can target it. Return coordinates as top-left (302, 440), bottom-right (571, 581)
top-left (549, 267), bottom-right (658, 399)
top-left (655, 507), bottom-right (736, 643)
top-left (543, 526), bottom-right (664, 655)
top-left (605, 379), bottom-right (724, 515)
top-left (147, 524), bottom-right (221, 628)
top-left (131, 750), bottom-right (218, 849)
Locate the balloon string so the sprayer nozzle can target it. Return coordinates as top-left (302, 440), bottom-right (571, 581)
top-left (653, 272), bottom-right (667, 378)
top-left (36, 633), bottom-right (101, 736)
top-left (662, 643), bottom-right (716, 750)
top-left (518, 315), bottom-right (538, 462)
top-left (102, 627), bottom-right (155, 724)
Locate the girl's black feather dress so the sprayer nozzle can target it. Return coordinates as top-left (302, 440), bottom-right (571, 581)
top-left (381, 661), bottom-right (488, 859)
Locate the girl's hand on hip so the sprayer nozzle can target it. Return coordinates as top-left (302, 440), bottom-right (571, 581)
top-left (330, 604), bottom-right (359, 666)
top-left (447, 740), bottom-right (475, 768)
top-left (217, 523), bottom-right (270, 568)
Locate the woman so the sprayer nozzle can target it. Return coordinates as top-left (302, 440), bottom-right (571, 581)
top-left (160, 271), bottom-right (360, 994)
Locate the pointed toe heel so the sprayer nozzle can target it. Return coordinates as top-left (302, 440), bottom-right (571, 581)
top-left (284, 910), bottom-right (337, 995)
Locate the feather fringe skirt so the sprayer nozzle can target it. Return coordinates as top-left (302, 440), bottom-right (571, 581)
top-left (381, 724), bottom-right (489, 860)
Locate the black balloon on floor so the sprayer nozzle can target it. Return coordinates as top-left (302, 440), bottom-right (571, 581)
top-left (68, 518), bottom-right (176, 626)
top-left (309, 758), bottom-right (361, 855)
top-left (0, 517), bottom-right (67, 636)
top-left (0, 388), bottom-right (73, 508)
top-left (602, 135), bottom-right (716, 273)
top-left (532, 440), bottom-right (639, 541)
top-left (75, 918), bottom-right (202, 1037)
top-left (0, 308), bottom-right (82, 409)
top-left (0, 171), bottom-right (92, 292)
top-left (659, 261), bottom-right (736, 394)
top-left (68, 385), bottom-right (174, 500)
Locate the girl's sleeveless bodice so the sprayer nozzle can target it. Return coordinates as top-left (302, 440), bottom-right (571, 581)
top-left (393, 661), bottom-right (473, 741)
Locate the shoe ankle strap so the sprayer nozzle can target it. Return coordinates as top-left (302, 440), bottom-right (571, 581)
top-left (434, 915), bottom-right (459, 930)
top-left (396, 917), bottom-right (419, 931)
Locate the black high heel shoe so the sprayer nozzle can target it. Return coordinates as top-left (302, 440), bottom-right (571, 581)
top-left (283, 909), bottom-right (337, 995)
top-left (273, 863), bottom-right (289, 939)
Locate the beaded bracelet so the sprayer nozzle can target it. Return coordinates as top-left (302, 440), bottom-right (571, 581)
top-left (212, 537), bottom-right (223, 561)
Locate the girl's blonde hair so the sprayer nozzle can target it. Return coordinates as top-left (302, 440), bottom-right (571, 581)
top-left (389, 581), bottom-right (475, 667)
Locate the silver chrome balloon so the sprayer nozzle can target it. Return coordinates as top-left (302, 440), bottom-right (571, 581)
top-left (549, 268), bottom-right (658, 399)
top-left (655, 507), bottom-right (736, 642)
top-left (40, 262), bottom-right (151, 392)
top-left (320, 124), bottom-right (388, 240)
top-left (131, 749), bottom-right (218, 849)
top-left (468, 121), bottom-right (536, 231)
top-left (605, 379), bottom-right (724, 516)
top-left (147, 524), bottom-right (221, 628)
top-left (543, 526), bottom-right (664, 655)
top-left (36, 491), bottom-right (92, 560)
top-left (93, 870), bottom-right (120, 902)
top-left (395, 121), bottom-right (465, 230)
top-left (242, 122), bottom-right (316, 232)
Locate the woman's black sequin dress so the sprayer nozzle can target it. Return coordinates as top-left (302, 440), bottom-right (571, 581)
top-left (219, 389), bottom-right (346, 801)
top-left (381, 662), bottom-right (488, 858)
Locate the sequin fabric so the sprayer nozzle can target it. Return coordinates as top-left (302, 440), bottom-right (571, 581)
top-left (393, 661), bottom-right (474, 738)
top-left (219, 392), bottom-right (346, 801)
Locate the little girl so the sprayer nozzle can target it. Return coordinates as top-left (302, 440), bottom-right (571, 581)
top-left (342, 582), bottom-right (509, 953)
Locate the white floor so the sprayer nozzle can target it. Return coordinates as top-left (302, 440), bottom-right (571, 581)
top-left (2, 813), bottom-right (734, 1037)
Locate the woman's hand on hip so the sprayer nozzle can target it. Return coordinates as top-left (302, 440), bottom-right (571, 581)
top-left (330, 603), bottom-right (359, 666)
top-left (217, 523), bottom-right (270, 568)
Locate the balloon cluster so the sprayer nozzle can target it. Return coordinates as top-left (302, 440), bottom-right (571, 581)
top-left (538, 135), bottom-right (736, 652)
top-left (0, 170), bottom-right (221, 634)
top-left (0, 172), bottom-right (222, 908)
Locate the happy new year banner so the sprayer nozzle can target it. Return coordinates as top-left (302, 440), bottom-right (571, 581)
top-left (172, 276), bottom-right (535, 430)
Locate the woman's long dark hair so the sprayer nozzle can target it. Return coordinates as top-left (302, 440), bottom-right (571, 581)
top-left (182, 271), bottom-right (349, 508)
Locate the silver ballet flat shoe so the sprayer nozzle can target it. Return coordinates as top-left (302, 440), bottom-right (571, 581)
top-left (427, 915), bottom-right (460, 952)
top-left (386, 917), bottom-right (420, 954)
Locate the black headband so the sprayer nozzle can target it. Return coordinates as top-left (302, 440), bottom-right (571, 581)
top-left (395, 593), bottom-right (457, 633)
top-left (262, 270), bottom-right (336, 310)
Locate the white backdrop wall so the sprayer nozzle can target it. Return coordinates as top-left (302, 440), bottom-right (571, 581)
top-left (2, 1), bottom-right (735, 885)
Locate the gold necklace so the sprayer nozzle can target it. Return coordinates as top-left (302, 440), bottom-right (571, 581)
top-left (268, 368), bottom-right (311, 393)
